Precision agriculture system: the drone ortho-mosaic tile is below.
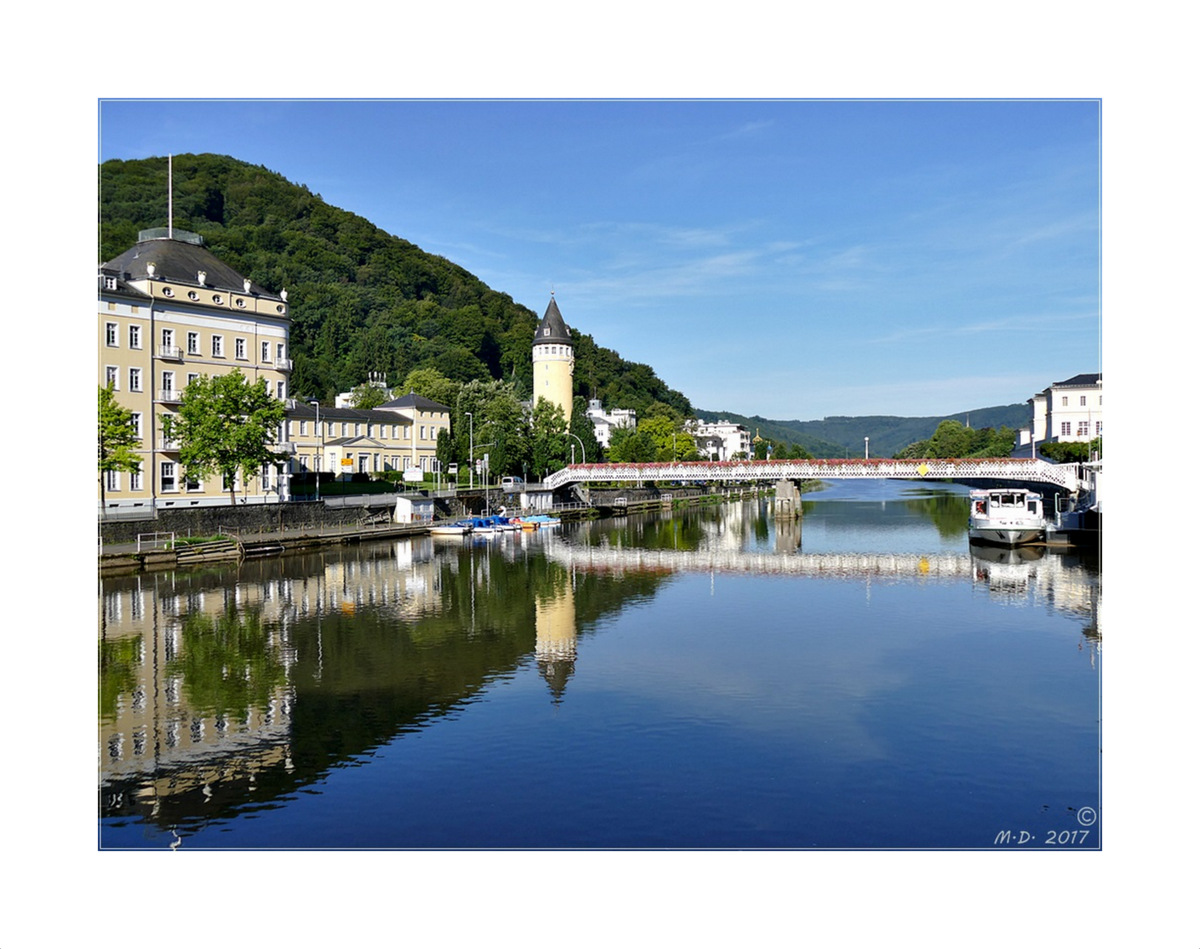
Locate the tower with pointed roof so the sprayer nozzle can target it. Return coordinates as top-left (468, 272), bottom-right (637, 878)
top-left (531, 295), bottom-right (574, 422)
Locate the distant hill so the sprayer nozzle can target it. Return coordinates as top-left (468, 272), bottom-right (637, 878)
top-left (695, 404), bottom-right (1030, 458)
top-left (99, 153), bottom-right (692, 416)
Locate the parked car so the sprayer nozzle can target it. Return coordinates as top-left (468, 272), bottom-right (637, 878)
top-left (500, 476), bottom-right (524, 489)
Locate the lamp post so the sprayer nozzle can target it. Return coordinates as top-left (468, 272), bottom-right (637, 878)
top-left (309, 400), bottom-right (322, 501)
top-left (465, 411), bottom-right (474, 490)
top-left (568, 431), bottom-right (586, 466)
top-left (864, 436), bottom-right (869, 460)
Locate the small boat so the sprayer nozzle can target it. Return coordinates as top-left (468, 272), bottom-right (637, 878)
top-left (968, 489), bottom-right (1046, 546)
top-left (430, 519), bottom-right (475, 536)
top-left (519, 513), bottom-right (562, 530)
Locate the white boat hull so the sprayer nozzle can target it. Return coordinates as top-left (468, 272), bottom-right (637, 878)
top-left (969, 527), bottom-right (1044, 546)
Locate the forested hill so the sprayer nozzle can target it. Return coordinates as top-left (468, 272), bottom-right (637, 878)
top-left (99, 153), bottom-right (693, 414)
top-left (695, 404), bottom-right (1031, 459)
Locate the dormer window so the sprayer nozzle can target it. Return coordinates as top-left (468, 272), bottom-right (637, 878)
top-left (544, 328), bottom-right (550, 336)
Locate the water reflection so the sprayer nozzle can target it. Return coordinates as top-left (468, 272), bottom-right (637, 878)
top-left (100, 490), bottom-right (1100, 846)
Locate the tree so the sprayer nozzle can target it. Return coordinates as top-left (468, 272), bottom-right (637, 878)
top-left (348, 381), bottom-right (388, 409)
top-left (99, 383), bottom-right (141, 505)
top-left (401, 367), bottom-right (459, 408)
top-left (161, 371), bottom-right (288, 505)
top-left (530, 397), bottom-right (569, 478)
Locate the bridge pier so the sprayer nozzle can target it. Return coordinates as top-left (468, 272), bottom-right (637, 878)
top-left (773, 479), bottom-right (802, 518)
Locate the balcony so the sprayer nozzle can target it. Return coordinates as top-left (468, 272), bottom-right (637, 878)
top-left (276, 442), bottom-right (297, 455)
top-left (159, 345), bottom-right (183, 361)
top-left (158, 437), bottom-right (180, 451)
top-left (275, 357), bottom-right (293, 371)
top-left (158, 389), bottom-right (183, 403)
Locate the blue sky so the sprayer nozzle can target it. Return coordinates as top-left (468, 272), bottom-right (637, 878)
top-left (99, 99), bottom-right (1100, 420)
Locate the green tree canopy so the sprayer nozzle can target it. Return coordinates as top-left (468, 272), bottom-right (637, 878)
top-left (894, 420), bottom-right (1016, 459)
top-left (99, 383), bottom-right (141, 504)
top-left (161, 370), bottom-right (288, 504)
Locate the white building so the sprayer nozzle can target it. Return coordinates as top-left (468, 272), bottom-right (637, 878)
top-left (1026, 373), bottom-right (1103, 445)
top-left (684, 419), bottom-right (752, 460)
top-left (585, 399), bottom-right (637, 448)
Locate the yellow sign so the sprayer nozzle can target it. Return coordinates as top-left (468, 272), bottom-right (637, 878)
top-left (917, 463), bottom-right (929, 477)
top-left (340, 458), bottom-right (354, 467)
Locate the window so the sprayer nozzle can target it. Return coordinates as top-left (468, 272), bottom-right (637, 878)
top-left (160, 462), bottom-right (177, 492)
top-left (162, 371), bottom-right (175, 395)
top-left (1060, 421), bottom-right (1071, 437)
top-left (1097, 422), bottom-right (1103, 436)
top-left (106, 322), bottom-right (118, 347)
top-left (1080, 395), bottom-right (1087, 407)
top-left (276, 381), bottom-right (286, 400)
top-left (276, 343), bottom-right (286, 361)
top-left (162, 328), bottom-right (174, 349)
top-left (1078, 421), bottom-right (1089, 437)
top-left (355, 423), bottom-right (363, 437)
top-left (104, 276), bottom-right (117, 291)
top-left (129, 368), bottom-right (142, 392)
top-left (185, 472), bottom-right (201, 491)
top-left (187, 332), bottom-right (199, 355)
top-left (262, 341), bottom-right (270, 362)
top-left (129, 325), bottom-right (142, 349)
top-left (1061, 396), bottom-right (1068, 406)
top-left (236, 338), bottom-right (247, 360)
top-left (131, 463), bottom-right (143, 491)
top-left (212, 335), bottom-right (224, 357)
top-left (130, 413), bottom-right (143, 440)
top-left (300, 420), bottom-right (308, 436)
top-left (105, 470), bottom-right (120, 492)
top-left (105, 366), bottom-right (118, 389)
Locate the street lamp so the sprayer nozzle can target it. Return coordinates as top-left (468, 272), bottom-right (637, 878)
top-left (568, 431), bottom-right (586, 466)
top-left (465, 411), bottom-right (474, 490)
top-left (864, 436), bottom-right (869, 461)
top-left (309, 400), bottom-right (322, 501)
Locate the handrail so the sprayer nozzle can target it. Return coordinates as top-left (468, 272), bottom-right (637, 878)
top-left (542, 457), bottom-right (1083, 492)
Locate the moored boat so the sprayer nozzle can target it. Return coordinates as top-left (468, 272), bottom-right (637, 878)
top-left (430, 519), bottom-right (475, 536)
top-left (968, 489), bottom-right (1046, 546)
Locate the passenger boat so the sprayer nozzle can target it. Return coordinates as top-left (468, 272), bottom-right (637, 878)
top-left (967, 489), bottom-right (1047, 546)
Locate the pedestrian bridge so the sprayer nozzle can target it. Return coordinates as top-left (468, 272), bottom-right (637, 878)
top-left (543, 457), bottom-right (1083, 492)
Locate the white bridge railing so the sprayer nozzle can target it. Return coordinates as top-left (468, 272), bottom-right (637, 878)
top-left (543, 457), bottom-right (1082, 492)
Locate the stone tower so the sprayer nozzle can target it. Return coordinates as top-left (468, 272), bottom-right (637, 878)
top-left (531, 294), bottom-right (575, 422)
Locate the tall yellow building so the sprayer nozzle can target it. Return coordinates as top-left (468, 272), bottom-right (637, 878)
top-left (99, 228), bottom-right (292, 511)
top-left (531, 295), bottom-right (575, 422)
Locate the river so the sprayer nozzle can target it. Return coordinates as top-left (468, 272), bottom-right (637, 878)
top-left (98, 480), bottom-right (1101, 849)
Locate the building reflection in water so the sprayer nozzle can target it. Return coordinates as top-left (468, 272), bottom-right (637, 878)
top-left (535, 575), bottom-right (577, 704)
top-left (99, 517), bottom-right (1099, 834)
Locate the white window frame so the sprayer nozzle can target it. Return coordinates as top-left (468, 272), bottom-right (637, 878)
top-left (187, 331), bottom-right (200, 355)
top-left (129, 368), bottom-right (142, 392)
top-left (106, 322), bottom-right (118, 347)
top-left (236, 338), bottom-right (247, 360)
top-left (212, 335), bottom-right (224, 358)
top-left (160, 461), bottom-right (177, 493)
top-left (129, 324), bottom-right (142, 349)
